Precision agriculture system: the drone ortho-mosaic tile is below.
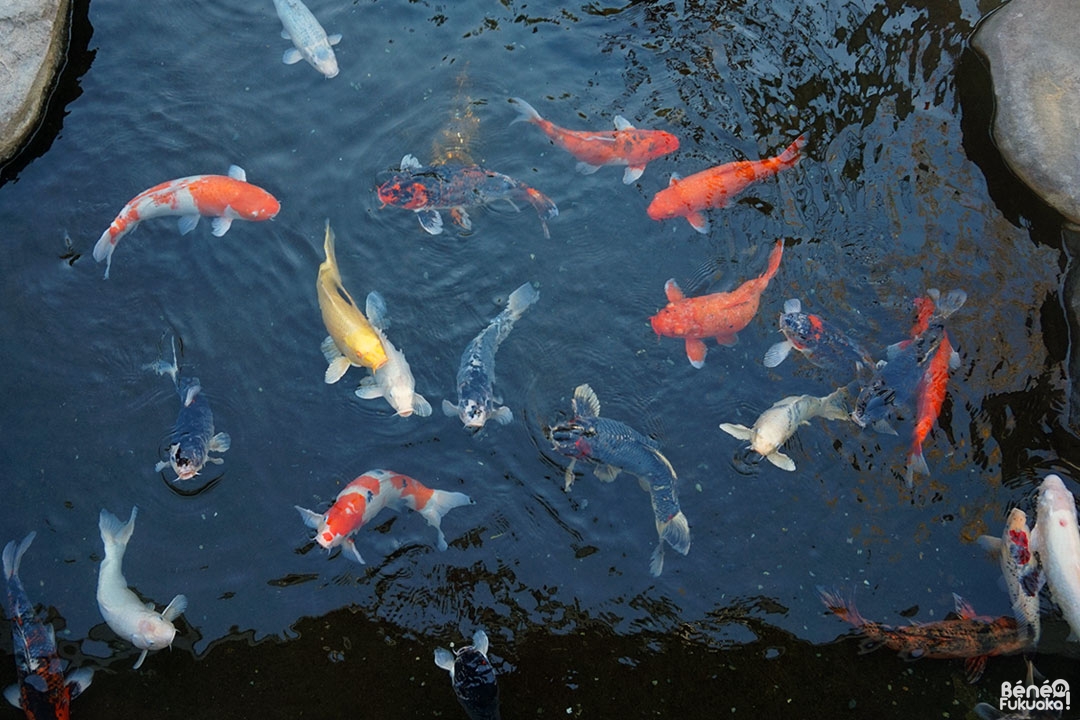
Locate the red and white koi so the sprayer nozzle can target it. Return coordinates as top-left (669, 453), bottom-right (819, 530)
top-left (649, 240), bottom-right (783, 368)
top-left (92, 165), bottom-right (280, 278)
top-left (646, 134), bottom-right (805, 234)
top-left (1030, 474), bottom-right (1080, 641)
top-left (509, 97), bottom-right (679, 184)
top-left (295, 469), bottom-right (473, 563)
top-left (978, 508), bottom-right (1044, 644)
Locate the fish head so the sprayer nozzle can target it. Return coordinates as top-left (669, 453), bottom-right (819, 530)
top-left (460, 398), bottom-right (489, 428)
top-left (166, 443), bottom-right (204, 481)
top-left (132, 615), bottom-right (177, 651)
top-left (652, 131), bottom-right (681, 156)
top-left (312, 46), bottom-right (339, 78)
top-left (778, 312), bottom-right (822, 351)
top-left (645, 189), bottom-right (679, 221)
top-left (229, 187), bottom-right (281, 221)
top-left (546, 420), bottom-right (596, 459)
top-left (376, 176), bottom-right (430, 210)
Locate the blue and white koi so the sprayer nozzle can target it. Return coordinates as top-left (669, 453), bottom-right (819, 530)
top-left (3, 533), bottom-right (92, 720)
top-left (295, 469), bottom-right (473, 563)
top-left (442, 282), bottom-right (539, 430)
top-left (273, 0), bottom-right (341, 78)
top-left (97, 507), bottom-right (187, 670)
top-left (148, 336), bottom-right (230, 482)
top-left (354, 292), bottom-right (431, 418)
top-left (719, 388), bottom-right (850, 471)
top-left (763, 298), bottom-right (873, 378)
top-left (434, 630), bottom-right (501, 720)
top-left (547, 383), bottom-right (691, 576)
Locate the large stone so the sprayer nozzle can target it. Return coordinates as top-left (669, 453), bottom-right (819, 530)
top-left (0, 0), bottom-right (70, 164)
top-left (972, 0), bottom-right (1080, 229)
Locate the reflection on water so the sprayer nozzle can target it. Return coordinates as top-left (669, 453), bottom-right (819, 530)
top-left (1, 0), bottom-right (1079, 716)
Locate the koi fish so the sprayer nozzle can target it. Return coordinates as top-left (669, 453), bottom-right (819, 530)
top-left (508, 97), bottom-right (679, 184)
top-left (547, 384), bottom-right (691, 576)
top-left (317, 220), bottom-right (388, 382)
top-left (650, 240), bottom-right (783, 368)
top-left (973, 659), bottom-right (1060, 720)
top-left (434, 630), bottom-right (501, 720)
top-left (354, 291), bottom-right (431, 418)
top-left (762, 298), bottom-right (873, 377)
top-left (97, 507), bottom-right (187, 670)
top-left (92, 165), bottom-right (280, 279)
top-left (3, 533), bottom-right (93, 720)
top-left (376, 154), bottom-right (558, 238)
top-left (719, 388), bottom-right (850, 471)
top-left (850, 323), bottom-right (946, 434)
top-left (646, 134), bottom-right (806, 234)
top-left (295, 468), bottom-right (473, 563)
top-left (147, 335), bottom-right (230, 482)
top-left (442, 282), bottom-right (539, 430)
top-left (1030, 474), bottom-right (1080, 641)
top-left (273, 0), bottom-right (341, 79)
top-left (977, 508), bottom-right (1044, 645)
top-left (819, 588), bottom-right (1032, 683)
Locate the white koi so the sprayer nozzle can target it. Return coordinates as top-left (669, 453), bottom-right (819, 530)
top-left (1030, 474), bottom-right (1080, 641)
top-left (354, 292), bottom-right (431, 418)
top-left (273, 0), bottom-right (341, 78)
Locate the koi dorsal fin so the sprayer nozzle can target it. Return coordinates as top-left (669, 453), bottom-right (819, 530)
top-left (783, 298), bottom-right (802, 314)
top-left (572, 383), bottom-right (601, 418)
top-left (613, 115), bottom-right (634, 131)
top-left (228, 165), bottom-right (246, 181)
top-left (952, 593), bottom-right (978, 619)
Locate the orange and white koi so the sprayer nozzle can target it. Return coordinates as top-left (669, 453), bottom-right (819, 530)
top-left (649, 240), bottom-right (783, 368)
top-left (819, 588), bottom-right (1033, 683)
top-left (92, 165), bottom-right (280, 278)
top-left (1030, 474), bottom-right (1080, 641)
top-left (295, 469), bottom-right (473, 563)
top-left (646, 134), bottom-right (805, 234)
top-left (978, 508), bottom-right (1044, 644)
top-left (509, 97), bottom-right (679, 184)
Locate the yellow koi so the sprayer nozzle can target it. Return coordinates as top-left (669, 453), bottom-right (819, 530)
top-left (317, 220), bottom-right (387, 382)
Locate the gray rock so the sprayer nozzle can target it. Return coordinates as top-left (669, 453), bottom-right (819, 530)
top-left (0, 0), bottom-right (70, 164)
top-left (972, 0), bottom-right (1080, 229)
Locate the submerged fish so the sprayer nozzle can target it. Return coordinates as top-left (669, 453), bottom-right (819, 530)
top-left (650, 240), bottom-right (783, 368)
top-left (442, 282), bottom-right (539, 430)
top-left (376, 154), bottom-right (558, 238)
top-left (1030, 474), bottom-right (1080, 641)
top-left (973, 658), bottom-right (1061, 719)
top-left (509, 97), bottom-right (679, 184)
top-left (295, 468), bottom-right (473, 563)
top-left (646, 134), bottom-right (806, 234)
top-left (977, 508), bottom-right (1044, 644)
top-left (93, 165), bottom-right (280, 279)
top-left (762, 298), bottom-right (873, 378)
top-left (434, 630), bottom-right (501, 720)
top-left (148, 335), bottom-right (230, 482)
top-left (547, 384), bottom-right (691, 576)
top-left (819, 587), bottom-right (1032, 683)
top-left (273, 0), bottom-right (341, 78)
top-left (3, 533), bottom-right (93, 720)
top-left (354, 291), bottom-right (431, 418)
top-left (317, 220), bottom-right (388, 382)
top-left (97, 507), bottom-right (187, 670)
top-left (719, 388), bottom-right (850, 471)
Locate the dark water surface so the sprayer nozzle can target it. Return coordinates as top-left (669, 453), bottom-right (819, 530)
top-left (1, 0), bottom-right (1078, 717)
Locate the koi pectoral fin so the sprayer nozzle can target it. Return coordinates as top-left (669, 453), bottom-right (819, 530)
top-left (685, 338), bottom-right (707, 368)
top-left (686, 211), bottom-right (710, 234)
top-left (416, 209), bottom-right (444, 235)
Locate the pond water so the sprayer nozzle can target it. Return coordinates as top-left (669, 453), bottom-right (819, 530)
top-left (1, 0), bottom-right (1078, 717)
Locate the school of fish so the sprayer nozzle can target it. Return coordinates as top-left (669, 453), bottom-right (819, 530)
top-left (4, 1), bottom-right (1079, 717)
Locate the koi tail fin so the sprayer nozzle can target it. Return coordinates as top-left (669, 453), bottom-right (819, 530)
top-left (508, 97), bottom-right (542, 125)
top-left (660, 511), bottom-right (691, 555)
top-left (98, 506), bottom-right (138, 563)
top-left (926, 287), bottom-right (967, 321)
top-left (417, 489), bottom-right (473, 551)
top-left (761, 239), bottom-right (784, 282)
top-left (817, 388), bottom-right (852, 422)
top-left (146, 333), bottom-right (180, 388)
top-left (776, 133), bottom-right (807, 167)
top-left (905, 446), bottom-right (929, 488)
top-left (817, 586), bottom-right (868, 629)
top-left (522, 187), bottom-right (558, 239)
top-left (2, 532), bottom-right (36, 581)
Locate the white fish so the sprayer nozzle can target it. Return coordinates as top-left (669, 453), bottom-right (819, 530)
top-left (719, 388), bottom-right (850, 471)
top-left (354, 292), bottom-right (431, 418)
top-left (273, 0), bottom-right (341, 79)
top-left (96, 507), bottom-right (187, 669)
top-left (977, 507), bottom-right (1044, 644)
top-left (1030, 474), bottom-right (1080, 641)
